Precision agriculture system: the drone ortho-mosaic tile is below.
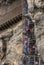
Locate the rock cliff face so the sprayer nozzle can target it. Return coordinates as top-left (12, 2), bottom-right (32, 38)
top-left (27, 0), bottom-right (44, 60)
top-left (0, 22), bottom-right (23, 65)
top-left (0, 0), bottom-right (44, 65)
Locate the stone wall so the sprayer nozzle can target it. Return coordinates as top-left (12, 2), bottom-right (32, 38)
top-left (27, 0), bottom-right (44, 60)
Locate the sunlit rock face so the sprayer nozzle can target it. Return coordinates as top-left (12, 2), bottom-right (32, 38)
top-left (0, 40), bottom-right (3, 61)
top-left (0, 22), bottom-right (23, 65)
top-left (6, 33), bottom-right (23, 65)
top-left (0, 0), bottom-right (44, 65)
top-left (34, 12), bottom-right (44, 60)
top-left (27, 0), bottom-right (34, 12)
top-left (27, 0), bottom-right (44, 61)
top-left (35, 0), bottom-right (44, 8)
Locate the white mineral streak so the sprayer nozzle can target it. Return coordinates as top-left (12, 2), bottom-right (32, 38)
top-left (27, 0), bottom-right (34, 12)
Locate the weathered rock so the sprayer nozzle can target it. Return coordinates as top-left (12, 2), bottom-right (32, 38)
top-left (35, 0), bottom-right (44, 8)
top-left (27, 0), bottom-right (34, 12)
top-left (27, 0), bottom-right (44, 61)
top-left (0, 22), bottom-right (23, 65)
top-left (0, 40), bottom-right (3, 60)
top-left (0, 0), bottom-right (44, 65)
